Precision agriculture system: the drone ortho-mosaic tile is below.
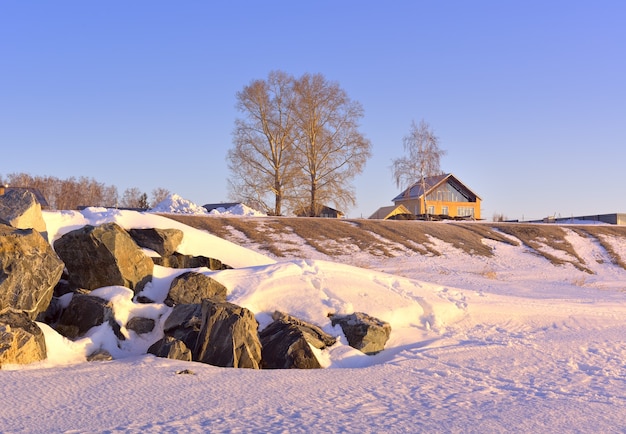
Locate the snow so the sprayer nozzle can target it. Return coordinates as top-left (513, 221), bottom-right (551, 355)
top-left (148, 193), bottom-right (267, 217)
top-left (2, 208), bottom-right (626, 433)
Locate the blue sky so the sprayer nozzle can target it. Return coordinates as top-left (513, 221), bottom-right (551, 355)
top-left (2, 1), bottom-right (624, 220)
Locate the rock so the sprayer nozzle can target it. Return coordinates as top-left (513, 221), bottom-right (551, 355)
top-left (87, 349), bottom-right (113, 362)
top-left (271, 311), bottom-right (336, 349)
top-left (163, 303), bottom-right (203, 351)
top-left (153, 252), bottom-right (229, 270)
top-left (259, 320), bottom-right (322, 369)
top-left (55, 294), bottom-right (112, 339)
top-left (166, 271), bottom-right (228, 305)
top-left (194, 299), bottom-right (262, 369)
top-left (148, 336), bottom-right (192, 362)
top-left (329, 312), bottom-right (391, 355)
top-left (128, 228), bottom-right (183, 257)
top-left (0, 189), bottom-right (47, 240)
top-left (53, 222), bottom-right (153, 292)
top-left (0, 308), bottom-right (47, 367)
top-left (0, 224), bottom-right (64, 319)
top-left (126, 317), bottom-right (155, 335)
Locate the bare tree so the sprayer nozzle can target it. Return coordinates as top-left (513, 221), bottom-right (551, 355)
top-left (391, 120), bottom-right (446, 219)
top-left (120, 187), bottom-right (146, 208)
top-left (151, 187), bottom-right (170, 207)
top-left (292, 73), bottom-right (371, 216)
top-left (228, 71), bottom-right (299, 215)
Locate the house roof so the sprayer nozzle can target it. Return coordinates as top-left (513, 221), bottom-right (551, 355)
top-left (202, 202), bottom-right (243, 212)
top-left (392, 173), bottom-right (481, 202)
top-left (369, 204), bottom-right (414, 220)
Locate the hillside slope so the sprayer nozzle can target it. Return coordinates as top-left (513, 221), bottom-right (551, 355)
top-left (161, 215), bottom-right (626, 268)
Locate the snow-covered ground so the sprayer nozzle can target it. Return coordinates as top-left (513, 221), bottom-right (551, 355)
top-left (2, 200), bottom-right (626, 433)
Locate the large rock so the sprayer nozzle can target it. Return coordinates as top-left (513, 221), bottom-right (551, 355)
top-left (128, 228), bottom-right (183, 257)
top-left (55, 294), bottom-right (114, 339)
top-left (148, 336), bottom-right (192, 362)
top-left (0, 189), bottom-right (47, 239)
top-left (271, 311), bottom-right (336, 349)
top-left (0, 224), bottom-right (64, 319)
top-left (166, 271), bottom-right (228, 305)
top-left (329, 312), bottom-right (391, 355)
top-left (153, 252), bottom-right (229, 270)
top-left (163, 303), bottom-right (203, 351)
top-left (53, 223), bottom-right (154, 292)
top-left (0, 308), bottom-right (47, 367)
top-left (194, 299), bottom-right (262, 369)
top-left (259, 320), bottom-right (322, 369)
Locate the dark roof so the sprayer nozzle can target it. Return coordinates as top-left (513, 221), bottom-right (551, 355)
top-left (295, 204), bottom-right (344, 217)
top-left (392, 173), bottom-right (481, 202)
top-left (202, 202), bottom-right (242, 212)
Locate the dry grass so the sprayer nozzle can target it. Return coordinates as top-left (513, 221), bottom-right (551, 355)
top-left (490, 223), bottom-right (592, 273)
top-left (570, 226), bottom-right (626, 271)
top-left (158, 214), bottom-right (626, 273)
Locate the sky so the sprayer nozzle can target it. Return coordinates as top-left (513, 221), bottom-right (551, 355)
top-left (1, 1), bottom-right (625, 220)
top-left (3, 207), bottom-right (626, 431)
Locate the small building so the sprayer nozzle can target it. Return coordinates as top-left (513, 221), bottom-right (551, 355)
top-left (392, 173), bottom-right (481, 220)
top-left (203, 202), bottom-right (244, 213)
top-left (527, 213), bottom-right (626, 225)
top-left (295, 205), bottom-right (344, 218)
top-left (369, 204), bottom-right (415, 220)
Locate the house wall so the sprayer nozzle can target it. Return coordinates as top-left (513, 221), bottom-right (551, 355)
top-left (395, 198), bottom-right (481, 219)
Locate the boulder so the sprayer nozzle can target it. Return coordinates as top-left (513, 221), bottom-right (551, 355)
top-left (55, 294), bottom-right (112, 339)
top-left (53, 223), bottom-right (154, 292)
top-left (194, 299), bottom-right (262, 369)
top-left (329, 312), bottom-right (391, 355)
top-left (153, 252), bottom-right (229, 270)
top-left (126, 317), bottom-right (155, 335)
top-left (271, 311), bottom-right (336, 349)
top-left (0, 308), bottom-right (47, 367)
top-left (0, 189), bottom-right (47, 239)
top-left (148, 336), bottom-right (192, 362)
top-left (128, 228), bottom-right (183, 257)
top-left (259, 320), bottom-right (322, 369)
top-left (0, 224), bottom-right (64, 319)
top-left (166, 271), bottom-right (228, 305)
top-left (163, 303), bottom-right (203, 351)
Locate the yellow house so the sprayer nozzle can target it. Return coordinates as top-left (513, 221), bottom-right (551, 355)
top-left (392, 173), bottom-right (481, 220)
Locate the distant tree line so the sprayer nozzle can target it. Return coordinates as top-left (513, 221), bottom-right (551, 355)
top-left (0, 172), bottom-right (170, 210)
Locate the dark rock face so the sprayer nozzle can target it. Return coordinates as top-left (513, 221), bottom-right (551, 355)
top-left (126, 317), bottom-right (155, 335)
top-left (53, 222), bottom-right (154, 292)
top-left (153, 252), bottom-right (229, 270)
top-left (271, 311), bottom-right (336, 349)
top-left (260, 320), bottom-right (322, 369)
top-left (163, 303), bottom-right (203, 351)
top-left (0, 308), bottom-right (47, 367)
top-left (194, 299), bottom-right (262, 369)
top-left (55, 294), bottom-right (113, 339)
top-left (128, 228), bottom-right (183, 257)
top-left (148, 336), bottom-right (192, 362)
top-left (0, 224), bottom-right (64, 319)
top-left (329, 312), bottom-right (391, 355)
top-left (0, 189), bottom-right (47, 238)
top-left (167, 271), bottom-right (228, 305)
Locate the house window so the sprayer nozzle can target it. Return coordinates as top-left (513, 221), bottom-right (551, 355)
top-left (442, 206), bottom-right (449, 215)
top-left (457, 207), bottom-right (474, 217)
top-left (427, 206), bottom-right (435, 215)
